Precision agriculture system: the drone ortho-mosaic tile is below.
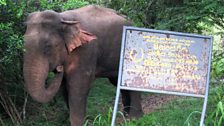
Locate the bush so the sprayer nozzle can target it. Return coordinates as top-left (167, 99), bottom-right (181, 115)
top-left (0, 0), bottom-right (89, 125)
top-left (0, 22), bottom-right (24, 126)
top-left (0, 0), bottom-right (224, 125)
top-left (0, 23), bottom-right (23, 83)
top-left (206, 84), bottom-right (224, 126)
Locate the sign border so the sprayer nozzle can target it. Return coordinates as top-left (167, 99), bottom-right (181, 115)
top-left (111, 26), bottom-right (213, 126)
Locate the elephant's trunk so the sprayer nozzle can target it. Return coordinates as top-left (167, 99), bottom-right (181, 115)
top-left (23, 53), bottom-right (63, 103)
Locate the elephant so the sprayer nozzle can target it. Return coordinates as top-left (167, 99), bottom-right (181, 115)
top-left (23, 5), bottom-right (143, 126)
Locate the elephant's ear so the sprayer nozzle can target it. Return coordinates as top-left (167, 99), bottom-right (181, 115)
top-left (61, 20), bottom-right (97, 53)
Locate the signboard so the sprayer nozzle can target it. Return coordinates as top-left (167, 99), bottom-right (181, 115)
top-left (121, 27), bottom-right (211, 96)
top-left (111, 26), bottom-right (213, 126)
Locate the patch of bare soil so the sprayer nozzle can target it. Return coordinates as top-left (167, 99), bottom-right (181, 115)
top-left (141, 94), bottom-right (178, 114)
top-left (116, 94), bottom-right (177, 114)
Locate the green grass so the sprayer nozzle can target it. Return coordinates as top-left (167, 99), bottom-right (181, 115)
top-left (2, 79), bottom-right (223, 126)
top-left (85, 78), bottom-right (207, 126)
top-left (20, 94), bottom-right (69, 126)
top-left (123, 97), bottom-right (203, 126)
top-left (122, 84), bottom-right (224, 126)
top-left (87, 78), bottom-right (116, 117)
top-left (85, 78), bottom-right (117, 126)
top-left (205, 84), bottom-right (224, 126)
top-left (85, 79), bottom-right (223, 126)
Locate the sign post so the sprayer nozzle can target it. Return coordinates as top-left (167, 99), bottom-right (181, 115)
top-left (111, 26), bottom-right (213, 126)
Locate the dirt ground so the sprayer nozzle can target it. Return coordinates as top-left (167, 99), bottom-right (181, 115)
top-left (141, 94), bottom-right (177, 113)
top-left (117, 94), bottom-right (177, 114)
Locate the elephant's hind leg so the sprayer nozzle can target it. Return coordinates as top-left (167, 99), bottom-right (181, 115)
top-left (62, 77), bottom-right (69, 108)
top-left (108, 77), bottom-right (143, 118)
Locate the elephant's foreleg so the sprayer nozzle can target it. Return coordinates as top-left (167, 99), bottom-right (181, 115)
top-left (67, 72), bottom-right (93, 126)
top-left (68, 91), bottom-right (88, 126)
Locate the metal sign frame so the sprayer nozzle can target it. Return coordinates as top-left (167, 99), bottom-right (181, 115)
top-left (111, 26), bottom-right (213, 126)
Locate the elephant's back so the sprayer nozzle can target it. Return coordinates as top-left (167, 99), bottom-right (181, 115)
top-left (61, 5), bottom-right (131, 77)
top-left (73, 5), bottom-right (118, 17)
top-left (60, 5), bottom-right (129, 28)
top-left (61, 5), bottom-right (123, 19)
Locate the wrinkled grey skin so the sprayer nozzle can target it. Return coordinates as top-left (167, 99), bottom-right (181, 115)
top-left (23, 5), bottom-right (143, 126)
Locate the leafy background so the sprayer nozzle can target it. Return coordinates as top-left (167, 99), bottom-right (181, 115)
top-left (0, 0), bottom-right (224, 126)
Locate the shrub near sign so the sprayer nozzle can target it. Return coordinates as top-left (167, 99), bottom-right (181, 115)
top-left (111, 26), bottom-right (212, 126)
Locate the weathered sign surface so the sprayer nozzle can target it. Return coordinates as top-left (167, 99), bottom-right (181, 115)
top-left (120, 28), bottom-right (212, 95)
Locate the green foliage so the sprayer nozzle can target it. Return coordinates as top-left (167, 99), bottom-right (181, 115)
top-left (62, 0), bottom-right (89, 11)
top-left (0, 0), bottom-right (6, 5)
top-left (35, 0), bottom-right (89, 12)
top-left (214, 101), bottom-right (224, 126)
top-left (85, 108), bottom-right (127, 126)
top-left (109, 0), bottom-right (147, 27)
top-left (0, 22), bottom-right (23, 84)
top-left (38, 0), bottom-right (63, 11)
top-left (0, 0), bottom-right (224, 125)
top-left (211, 53), bottom-right (224, 80)
top-left (0, 0), bottom-right (90, 125)
top-left (184, 111), bottom-right (202, 126)
top-left (110, 0), bottom-right (224, 33)
top-left (84, 108), bottom-right (113, 126)
top-left (206, 84), bottom-right (224, 126)
top-left (0, 22), bottom-right (24, 126)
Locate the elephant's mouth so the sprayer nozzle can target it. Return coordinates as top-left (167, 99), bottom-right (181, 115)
top-left (50, 64), bottom-right (64, 73)
top-left (46, 65), bottom-right (64, 86)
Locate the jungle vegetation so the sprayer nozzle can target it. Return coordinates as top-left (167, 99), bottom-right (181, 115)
top-left (0, 0), bottom-right (224, 125)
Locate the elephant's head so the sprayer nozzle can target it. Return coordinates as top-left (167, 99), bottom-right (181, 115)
top-left (23, 10), bottom-right (97, 103)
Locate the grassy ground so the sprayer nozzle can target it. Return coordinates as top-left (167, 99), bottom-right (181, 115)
top-left (86, 78), bottom-right (224, 126)
top-left (2, 78), bottom-right (223, 126)
top-left (124, 97), bottom-right (203, 126)
top-left (87, 78), bottom-right (116, 117)
top-left (122, 84), bottom-right (224, 126)
top-left (14, 78), bottom-right (116, 126)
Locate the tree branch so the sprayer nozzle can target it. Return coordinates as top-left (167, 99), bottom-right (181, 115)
top-left (0, 116), bottom-right (4, 126)
top-left (210, 17), bottom-right (224, 29)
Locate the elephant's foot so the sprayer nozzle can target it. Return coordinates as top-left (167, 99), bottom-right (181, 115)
top-left (129, 109), bottom-right (143, 119)
top-left (123, 107), bottom-right (143, 119)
